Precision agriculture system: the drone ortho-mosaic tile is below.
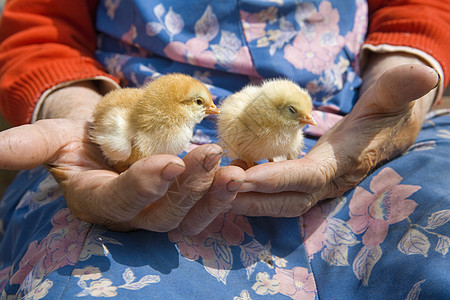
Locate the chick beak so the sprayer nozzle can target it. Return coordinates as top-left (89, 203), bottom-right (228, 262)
top-left (300, 113), bottom-right (317, 126)
top-left (204, 103), bottom-right (220, 114)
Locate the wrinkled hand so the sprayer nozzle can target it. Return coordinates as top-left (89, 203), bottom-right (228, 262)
top-left (0, 119), bottom-right (245, 234)
top-left (232, 62), bottom-right (439, 217)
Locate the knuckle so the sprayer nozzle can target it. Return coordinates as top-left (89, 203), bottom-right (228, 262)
top-left (274, 171), bottom-right (296, 192)
top-left (274, 193), bottom-right (313, 217)
top-left (181, 176), bottom-right (212, 201)
top-left (121, 174), bottom-right (167, 203)
top-left (275, 163), bottom-right (330, 194)
top-left (316, 163), bottom-right (334, 187)
top-left (245, 199), bottom-right (269, 217)
top-left (306, 161), bottom-right (336, 192)
top-left (279, 196), bottom-right (298, 217)
top-left (323, 173), bottom-right (362, 200)
top-left (166, 191), bottom-right (195, 215)
top-left (325, 179), bottom-right (352, 199)
top-left (361, 149), bottom-right (378, 174)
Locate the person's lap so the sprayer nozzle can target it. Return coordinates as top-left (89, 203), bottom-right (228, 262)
top-left (1, 110), bottom-right (449, 299)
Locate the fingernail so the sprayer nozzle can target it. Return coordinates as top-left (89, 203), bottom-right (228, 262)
top-left (203, 152), bottom-right (223, 171)
top-left (226, 179), bottom-right (246, 192)
top-left (239, 181), bottom-right (256, 192)
top-left (161, 162), bottom-right (185, 181)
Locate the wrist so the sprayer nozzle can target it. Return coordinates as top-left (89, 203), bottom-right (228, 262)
top-left (37, 80), bottom-right (113, 122)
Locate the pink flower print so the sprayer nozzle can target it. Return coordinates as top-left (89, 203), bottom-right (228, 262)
top-left (230, 46), bottom-right (259, 77)
top-left (10, 209), bottom-right (90, 285)
top-left (10, 241), bottom-right (40, 285)
top-left (121, 25), bottom-right (137, 45)
top-left (273, 267), bottom-right (317, 300)
top-left (168, 213), bottom-right (253, 261)
top-left (240, 10), bottom-right (267, 42)
top-left (319, 31), bottom-right (345, 59)
top-left (347, 167), bottom-right (420, 247)
top-left (44, 225), bottom-right (89, 269)
top-left (309, 1), bottom-right (340, 34)
top-left (51, 208), bottom-right (80, 230)
top-left (163, 38), bottom-right (216, 69)
top-left (169, 233), bottom-right (201, 261)
top-left (0, 266), bottom-right (11, 291)
top-left (300, 205), bottom-right (328, 258)
top-left (315, 104), bottom-right (341, 114)
top-left (344, 0), bottom-right (368, 56)
top-left (284, 32), bottom-right (330, 74)
top-left (305, 80), bottom-right (321, 95)
top-left (286, 2), bottom-right (344, 74)
top-left (169, 214), bottom-right (253, 283)
top-left (207, 30), bottom-right (259, 77)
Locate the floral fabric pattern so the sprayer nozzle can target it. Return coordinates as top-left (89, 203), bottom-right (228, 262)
top-left (1, 112), bottom-right (449, 299)
top-left (347, 167), bottom-right (420, 247)
top-left (0, 0), bottom-right (449, 299)
top-left (96, 0), bottom-right (367, 149)
top-left (0, 111), bottom-right (450, 299)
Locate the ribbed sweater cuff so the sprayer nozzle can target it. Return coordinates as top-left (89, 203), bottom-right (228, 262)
top-left (0, 57), bottom-right (119, 125)
top-left (364, 22), bottom-right (450, 87)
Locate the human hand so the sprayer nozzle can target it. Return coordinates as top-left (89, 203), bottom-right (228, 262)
top-left (0, 85), bottom-right (245, 234)
top-left (231, 57), bottom-right (439, 217)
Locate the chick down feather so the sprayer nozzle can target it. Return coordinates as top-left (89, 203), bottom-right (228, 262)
top-left (90, 73), bottom-right (219, 171)
top-left (217, 79), bottom-right (316, 166)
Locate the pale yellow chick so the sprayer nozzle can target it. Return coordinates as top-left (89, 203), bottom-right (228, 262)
top-left (90, 73), bottom-right (219, 171)
top-left (217, 79), bottom-right (316, 166)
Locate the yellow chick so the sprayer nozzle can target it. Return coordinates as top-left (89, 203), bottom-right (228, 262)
top-left (217, 79), bottom-right (316, 167)
top-left (90, 73), bottom-right (219, 171)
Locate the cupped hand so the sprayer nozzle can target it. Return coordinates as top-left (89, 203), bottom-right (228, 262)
top-left (231, 62), bottom-right (439, 217)
top-left (0, 119), bottom-right (245, 233)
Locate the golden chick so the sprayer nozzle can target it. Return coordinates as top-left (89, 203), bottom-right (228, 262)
top-left (217, 79), bottom-right (316, 167)
top-left (90, 73), bottom-right (219, 171)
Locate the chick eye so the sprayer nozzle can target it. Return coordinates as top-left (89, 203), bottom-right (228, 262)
top-left (195, 98), bottom-right (204, 105)
top-left (288, 106), bottom-right (297, 114)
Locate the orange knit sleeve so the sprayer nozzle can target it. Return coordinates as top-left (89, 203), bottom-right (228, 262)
top-left (0, 0), bottom-right (118, 125)
top-left (365, 0), bottom-right (450, 86)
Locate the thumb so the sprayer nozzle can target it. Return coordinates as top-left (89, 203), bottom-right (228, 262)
top-left (0, 119), bottom-right (88, 170)
top-left (370, 64), bottom-right (439, 113)
top-left (64, 155), bottom-right (186, 226)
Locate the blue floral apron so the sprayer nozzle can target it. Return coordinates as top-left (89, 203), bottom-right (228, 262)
top-left (0, 1), bottom-right (449, 298)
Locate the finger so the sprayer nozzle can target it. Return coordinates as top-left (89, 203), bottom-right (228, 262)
top-left (0, 119), bottom-right (88, 170)
top-left (63, 155), bottom-right (185, 228)
top-left (177, 165), bottom-right (246, 236)
top-left (231, 191), bottom-right (314, 217)
top-left (172, 144), bottom-right (224, 201)
top-left (239, 157), bottom-right (326, 194)
top-left (368, 64), bottom-right (439, 114)
top-left (233, 170), bottom-right (362, 218)
top-left (129, 144), bottom-right (224, 232)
